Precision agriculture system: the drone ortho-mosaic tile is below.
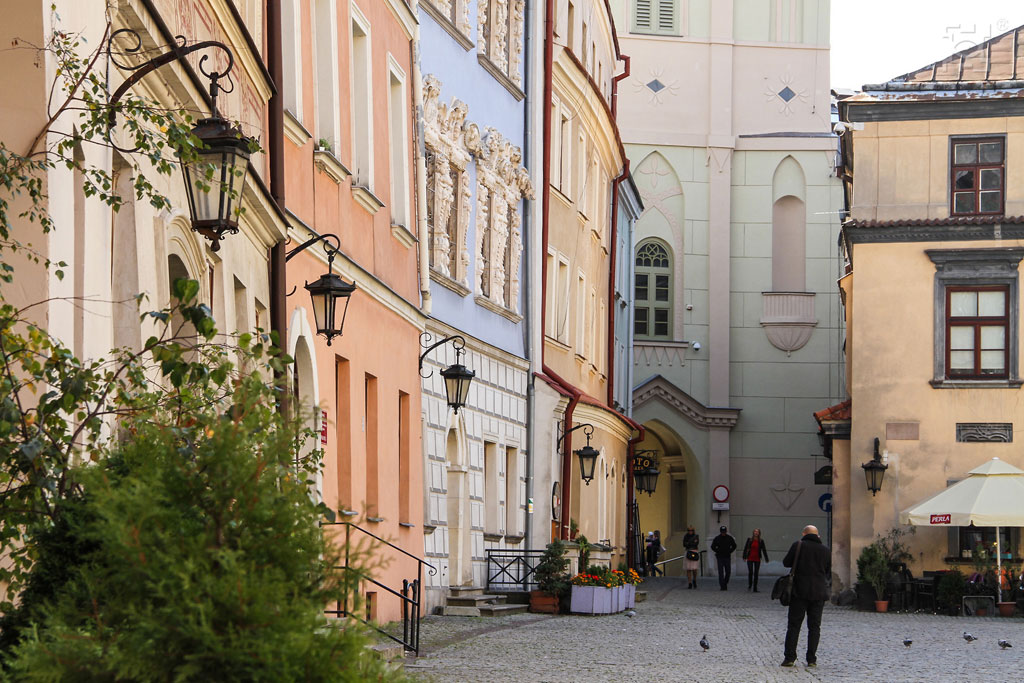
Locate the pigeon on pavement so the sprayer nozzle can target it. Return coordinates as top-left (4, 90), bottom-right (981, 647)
top-left (624, 609), bottom-right (636, 618)
top-left (700, 635), bottom-right (710, 652)
top-left (963, 632), bottom-right (978, 643)
top-left (999, 639), bottom-right (1012, 649)
top-left (903, 638), bottom-right (912, 648)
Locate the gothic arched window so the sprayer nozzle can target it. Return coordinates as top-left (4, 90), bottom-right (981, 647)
top-left (634, 240), bottom-right (672, 339)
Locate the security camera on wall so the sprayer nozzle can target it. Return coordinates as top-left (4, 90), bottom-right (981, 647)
top-left (692, 342), bottom-right (701, 351)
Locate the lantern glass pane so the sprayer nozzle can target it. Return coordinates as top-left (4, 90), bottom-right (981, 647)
top-left (310, 289), bottom-right (328, 333)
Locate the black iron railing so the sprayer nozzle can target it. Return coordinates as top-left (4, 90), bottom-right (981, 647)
top-left (322, 522), bottom-right (436, 655)
top-left (485, 548), bottom-right (546, 591)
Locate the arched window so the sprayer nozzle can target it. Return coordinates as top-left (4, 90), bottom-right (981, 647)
top-left (634, 240), bottom-right (672, 339)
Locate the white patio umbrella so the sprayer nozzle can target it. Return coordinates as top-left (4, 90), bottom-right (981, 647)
top-left (899, 457), bottom-right (1024, 603)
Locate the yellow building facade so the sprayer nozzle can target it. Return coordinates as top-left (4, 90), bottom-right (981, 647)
top-left (833, 26), bottom-right (1024, 591)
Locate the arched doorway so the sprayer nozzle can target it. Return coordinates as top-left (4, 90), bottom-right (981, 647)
top-left (634, 420), bottom-right (701, 577)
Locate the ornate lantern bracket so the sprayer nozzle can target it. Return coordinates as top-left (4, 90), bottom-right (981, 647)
top-left (419, 334), bottom-right (475, 413)
top-left (285, 233), bottom-right (356, 346)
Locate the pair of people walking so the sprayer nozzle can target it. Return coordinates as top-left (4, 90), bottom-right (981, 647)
top-left (709, 526), bottom-right (769, 591)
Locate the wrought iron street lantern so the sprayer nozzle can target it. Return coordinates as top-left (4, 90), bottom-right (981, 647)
top-left (106, 29), bottom-right (255, 252)
top-left (634, 464), bottom-right (660, 496)
top-left (419, 334), bottom-right (475, 413)
top-left (576, 441), bottom-right (600, 486)
top-left (286, 233), bottom-right (356, 346)
top-left (862, 437), bottom-right (888, 496)
top-left (180, 115), bottom-right (253, 251)
top-left (630, 450), bottom-right (660, 496)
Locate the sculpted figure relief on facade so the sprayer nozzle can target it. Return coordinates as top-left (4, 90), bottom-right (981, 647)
top-left (468, 127), bottom-right (533, 313)
top-left (423, 75), bottom-right (473, 286)
top-left (478, 0), bottom-right (525, 87)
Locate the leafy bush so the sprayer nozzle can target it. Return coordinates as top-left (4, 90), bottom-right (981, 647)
top-left (857, 543), bottom-right (889, 600)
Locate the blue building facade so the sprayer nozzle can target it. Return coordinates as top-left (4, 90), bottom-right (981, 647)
top-left (416, 0), bottom-right (537, 612)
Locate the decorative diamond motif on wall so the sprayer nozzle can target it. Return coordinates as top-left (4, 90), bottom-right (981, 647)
top-left (778, 86), bottom-right (796, 102)
top-left (646, 79), bottom-right (666, 93)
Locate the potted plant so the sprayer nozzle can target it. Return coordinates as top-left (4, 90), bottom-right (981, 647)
top-left (937, 569), bottom-right (967, 617)
top-left (569, 518), bottom-right (579, 541)
top-left (858, 543), bottom-right (891, 612)
top-left (531, 540), bottom-right (570, 613)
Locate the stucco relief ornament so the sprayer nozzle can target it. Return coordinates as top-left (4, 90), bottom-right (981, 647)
top-left (764, 73), bottom-right (809, 116)
top-left (632, 67), bottom-right (679, 106)
top-left (770, 473), bottom-right (805, 511)
top-left (476, 0), bottom-right (488, 55)
top-left (423, 74), bottom-right (473, 282)
top-left (510, 0), bottom-right (525, 87)
top-left (635, 156), bottom-right (682, 230)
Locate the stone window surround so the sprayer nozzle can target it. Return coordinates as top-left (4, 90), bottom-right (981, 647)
top-left (927, 247), bottom-right (1024, 388)
top-left (477, 0), bottom-right (525, 97)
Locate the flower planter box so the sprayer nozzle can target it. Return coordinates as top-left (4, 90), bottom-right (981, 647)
top-left (570, 585), bottom-right (615, 614)
top-left (624, 584), bottom-right (636, 608)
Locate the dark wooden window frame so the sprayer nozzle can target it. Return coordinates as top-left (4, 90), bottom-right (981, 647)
top-left (950, 136), bottom-right (1005, 217)
top-left (945, 284), bottom-right (1009, 379)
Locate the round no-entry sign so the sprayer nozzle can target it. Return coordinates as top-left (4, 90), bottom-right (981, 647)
top-left (712, 485), bottom-right (729, 503)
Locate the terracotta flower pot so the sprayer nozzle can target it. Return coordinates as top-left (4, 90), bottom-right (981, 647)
top-left (997, 601), bottom-right (1016, 617)
top-left (874, 600), bottom-right (889, 613)
top-left (529, 590), bottom-right (559, 614)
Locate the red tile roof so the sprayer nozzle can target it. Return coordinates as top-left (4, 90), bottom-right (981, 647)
top-left (845, 215), bottom-right (1024, 229)
top-left (814, 400), bottom-right (851, 424)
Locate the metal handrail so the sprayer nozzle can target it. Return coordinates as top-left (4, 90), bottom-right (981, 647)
top-left (322, 521), bottom-right (435, 655)
top-left (323, 521), bottom-right (438, 576)
top-left (654, 549), bottom-right (707, 576)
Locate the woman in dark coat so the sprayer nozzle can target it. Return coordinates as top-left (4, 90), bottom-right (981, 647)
top-left (743, 528), bottom-right (769, 592)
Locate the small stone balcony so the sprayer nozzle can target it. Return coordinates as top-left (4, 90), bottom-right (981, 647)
top-left (760, 292), bottom-right (817, 354)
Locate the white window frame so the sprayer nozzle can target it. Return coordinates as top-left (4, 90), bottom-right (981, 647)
top-left (386, 56), bottom-right (410, 228)
top-left (314, 0), bottom-right (341, 152)
top-left (282, 0), bottom-right (303, 121)
top-left (350, 3), bottom-right (374, 189)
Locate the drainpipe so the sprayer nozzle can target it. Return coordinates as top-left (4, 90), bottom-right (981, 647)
top-left (544, 365), bottom-right (581, 541)
top-left (411, 0), bottom-right (431, 317)
top-left (266, 0), bottom-right (288, 410)
top-left (522, 0), bottom-right (536, 552)
top-left (607, 158), bottom-right (628, 408)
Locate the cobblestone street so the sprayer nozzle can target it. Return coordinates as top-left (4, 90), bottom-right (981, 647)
top-left (405, 577), bottom-right (1023, 682)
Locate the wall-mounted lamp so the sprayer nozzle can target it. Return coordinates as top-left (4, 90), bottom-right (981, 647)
top-left (286, 234), bottom-right (356, 346)
top-left (419, 333), bottom-right (475, 413)
top-left (558, 423), bottom-right (598, 485)
top-left (861, 437), bottom-right (888, 496)
top-left (630, 449), bottom-right (660, 496)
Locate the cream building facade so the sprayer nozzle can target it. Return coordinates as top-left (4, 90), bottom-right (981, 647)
top-left (612, 0), bottom-right (844, 574)
top-left (535, 0), bottom-right (639, 569)
top-left (2, 1), bottom-right (285, 380)
top-left (834, 27), bottom-right (1024, 591)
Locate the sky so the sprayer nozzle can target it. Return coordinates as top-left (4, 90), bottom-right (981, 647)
top-left (831, 1), bottom-right (1024, 91)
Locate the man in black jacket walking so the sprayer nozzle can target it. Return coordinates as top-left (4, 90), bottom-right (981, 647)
top-left (781, 525), bottom-right (831, 668)
top-left (710, 526), bottom-right (737, 591)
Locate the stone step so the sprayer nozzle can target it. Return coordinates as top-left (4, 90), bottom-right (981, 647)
top-left (446, 594), bottom-right (508, 607)
top-left (441, 605), bottom-right (482, 616)
top-left (369, 642), bottom-right (406, 661)
top-left (479, 603), bottom-right (528, 617)
top-left (448, 585), bottom-right (487, 597)
top-left (635, 591), bottom-right (648, 603)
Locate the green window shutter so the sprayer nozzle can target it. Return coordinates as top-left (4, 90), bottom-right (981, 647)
top-left (634, 0), bottom-right (652, 32)
top-left (657, 0), bottom-right (676, 34)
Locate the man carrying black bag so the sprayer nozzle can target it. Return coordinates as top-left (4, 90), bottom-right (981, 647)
top-left (780, 525), bottom-right (831, 669)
